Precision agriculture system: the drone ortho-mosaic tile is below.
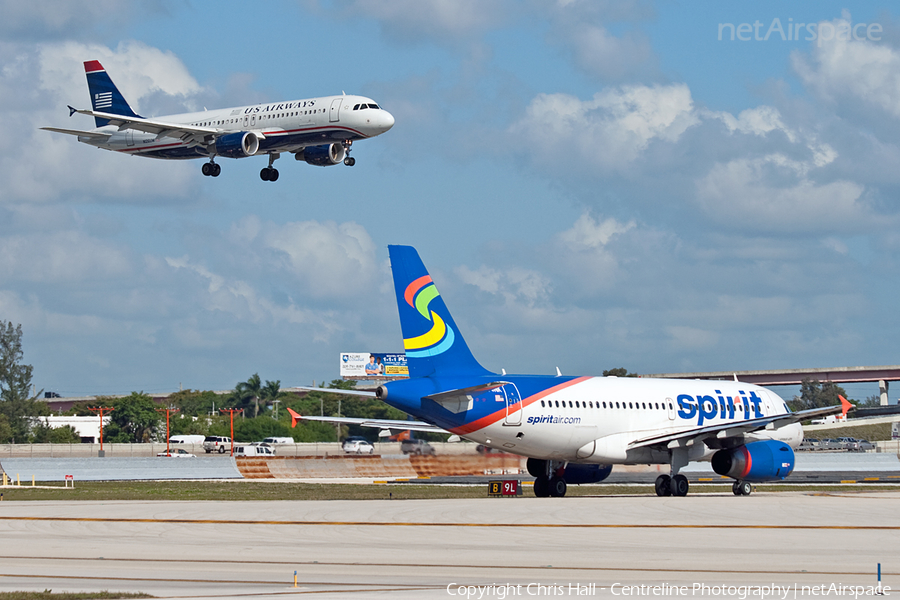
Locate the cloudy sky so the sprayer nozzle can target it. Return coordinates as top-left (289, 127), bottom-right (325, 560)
top-left (4, 0), bottom-right (899, 400)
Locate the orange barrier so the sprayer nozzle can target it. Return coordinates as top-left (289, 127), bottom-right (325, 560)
top-left (234, 453), bottom-right (525, 479)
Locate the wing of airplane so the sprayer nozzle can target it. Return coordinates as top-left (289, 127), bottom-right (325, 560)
top-left (628, 403), bottom-right (844, 450)
top-left (39, 127), bottom-right (111, 139)
top-left (285, 407), bottom-right (446, 433)
top-left (70, 107), bottom-right (231, 147)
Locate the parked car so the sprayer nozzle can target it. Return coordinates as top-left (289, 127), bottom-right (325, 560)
top-left (342, 436), bottom-right (375, 454)
top-left (168, 435), bottom-right (205, 445)
top-left (401, 439), bottom-right (435, 456)
top-left (798, 438), bottom-right (818, 451)
top-left (157, 448), bottom-right (195, 457)
top-left (233, 445), bottom-right (275, 457)
top-left (857, 439), bottom-right (876, 451)
top-left (837, 437), bottom-right (859, 451)
top-left (261, 437), bottom-right (294, 445)
top-left (203, 436), bottom-right (232, 454)
top-left (819, 438), bottom-right (841, 450)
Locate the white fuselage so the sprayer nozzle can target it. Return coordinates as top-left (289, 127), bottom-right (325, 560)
top-left (452, 376), bottom-right (802, 465)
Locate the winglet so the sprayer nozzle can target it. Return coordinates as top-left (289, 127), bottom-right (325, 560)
top-left (287, 407), bottom-right (302, 428)
top-left (68, 105), bottom-right (77, 117)
top-left (838, 395), bottom-right (853, 418)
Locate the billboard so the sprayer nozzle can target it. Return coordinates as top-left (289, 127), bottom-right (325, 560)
top-left (340, 352), bottom-right (409, 378)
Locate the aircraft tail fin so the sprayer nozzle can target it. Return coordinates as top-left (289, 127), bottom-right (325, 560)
top-left (388, 245), bottom-right (492, 379)
top-left (83, 60), bottom-right (142, 127)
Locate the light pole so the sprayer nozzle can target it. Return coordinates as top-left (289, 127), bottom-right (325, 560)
top-left (88, 406), bottom-right (114, 457)
top-left (157, 406), bottom-right (179, 455)
top-left (219, 409), bottom-right (243, 456)
top-left (272, 399), bottom-right (281, 420)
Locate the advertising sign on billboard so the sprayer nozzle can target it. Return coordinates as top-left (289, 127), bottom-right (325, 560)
top-left (340, 352), bottom-right (408, 379)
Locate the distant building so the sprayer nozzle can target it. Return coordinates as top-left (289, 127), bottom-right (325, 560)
top-left (39, 416), bottom-right (109, 443)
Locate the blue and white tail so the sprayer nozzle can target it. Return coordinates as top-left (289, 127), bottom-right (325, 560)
top-left (83, 60), bottom-right (142, 127)
top-left (389, 245), bottom-right (492, 379)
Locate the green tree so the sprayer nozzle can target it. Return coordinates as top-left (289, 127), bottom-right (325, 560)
top-left (0, 414), bottom-right (13, 444)
top-left (30, 421), bottom-right (81, 444)
top-left (260, 379), bottom-right (291, 418)
top-left (167, 389), bottom-right (221, 417)
top-left (789, 378), bottom-right (849, 412)
top-left (0, 321), bottom-right (42, 442)
top-left (103, 392), bottom-right (162, 443)
top-left (233, 373), bottom-right (263, 418)
top-left (603, 367), bottom-right (638, 377)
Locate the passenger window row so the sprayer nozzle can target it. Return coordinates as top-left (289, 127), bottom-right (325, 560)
top-left (539, 399), bottom-right (670, 410)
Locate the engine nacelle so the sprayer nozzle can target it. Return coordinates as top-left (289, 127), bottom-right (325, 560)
top-left (711, 440), bottom-right (795, 482)
top-left (564, 463), bottom-right (613, 484)
top-left (294, 143), bottom-right (346, 166)
top-left (215, 131), bottom-right (259, 158)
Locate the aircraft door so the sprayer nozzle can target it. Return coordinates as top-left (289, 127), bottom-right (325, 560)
top-left (243, 115), bottom-right (249, 128)
top-left (502, 383), bottom-right (523, 426)
top-left (250, 114), bottom-right (256, 127)
top-left (666, 397), bottom-right (675, 421)
top-left (329, 98), bottom-right (342, 122)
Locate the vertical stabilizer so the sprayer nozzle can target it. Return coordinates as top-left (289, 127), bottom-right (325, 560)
top-left (83, 60), bottom-right (142, 127)
top-left (389, 245), bottom-right (491, 378)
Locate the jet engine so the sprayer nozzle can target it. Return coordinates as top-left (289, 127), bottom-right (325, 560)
top-left (294, 143), bottom-right (346, 166)
top-left (563, 463), bottom-right (613, 484)
top-left (215, 131), bottom-right (259, 158)
top-left (711, 440), bottom-right (795, 482)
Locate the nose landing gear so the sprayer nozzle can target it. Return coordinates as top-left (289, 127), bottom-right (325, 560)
top-left (342, 140), bottom-right (355, 166)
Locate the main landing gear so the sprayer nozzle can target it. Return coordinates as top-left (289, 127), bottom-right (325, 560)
top-left (654, 473), bottom-right (689, 497)
top-left (260, 152), bottom-right (280, 181)
top-left (201, 161), bottom-right (221, 177)
top-left (732, 480), bottom-right (752, 496)
top-left (528, 458), bottom-right (567, 497)
top-left (342, 140), bottom-right (356, 166)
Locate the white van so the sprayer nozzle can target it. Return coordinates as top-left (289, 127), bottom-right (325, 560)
top-left (261, 437), bottom-right (294, 444)
top-left (169, 435), bottom-right (205, 445)
top-left (233, 445), bottom-right (275, 457)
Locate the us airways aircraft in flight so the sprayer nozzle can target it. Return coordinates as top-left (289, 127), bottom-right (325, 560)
top-left (288, 246), bottom-right (846, 497)
top-left (42, 60), bottom-right (394, 181)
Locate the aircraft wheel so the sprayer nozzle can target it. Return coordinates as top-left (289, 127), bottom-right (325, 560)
top-left (202, 163), bottom-right (212, 176)
top-left (655, 474), bottom-right (672, 497)
top-left (212, 163), bottom-right (221, 177)
top-left (670, 474), bottom-right (689, 497)
top-left (549, 476), bottom-right (567, 497)
top-left (533, 476), bottom-right (550, 498)
top-left (260, 168), bottom-right (270, 181)
top-left (344, 157), bottom-right (356, 166)
top-left (736, 481), bottom-right (752, 496)
top-left (269, 168), bottom-right (279, 181)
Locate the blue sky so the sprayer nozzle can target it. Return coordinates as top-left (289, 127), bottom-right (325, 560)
top-left (4, 1), bottom-right (900, 402)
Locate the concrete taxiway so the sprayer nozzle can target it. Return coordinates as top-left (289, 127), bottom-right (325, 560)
top-left (0, 492), bottom-right (897, 599)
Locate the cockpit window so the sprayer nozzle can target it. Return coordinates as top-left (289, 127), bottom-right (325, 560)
top-left (367, 103), bottom-right (380, 109)
top-left (353, 104), bottom-right (360, 110)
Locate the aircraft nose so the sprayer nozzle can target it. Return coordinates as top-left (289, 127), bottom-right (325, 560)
top-left (379, 110), bottom-right (394, 133)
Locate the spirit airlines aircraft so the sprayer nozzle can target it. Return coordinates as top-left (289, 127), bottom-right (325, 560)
top-left (42, 61), bottom-right (394, 181)
top-left (288, 246), bottom-right (846, 497)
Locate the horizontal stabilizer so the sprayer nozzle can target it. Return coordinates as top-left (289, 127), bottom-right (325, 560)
top-left (285, 407), bottom-right (444, 433)
top-left (40, 127), bottom-right (110, 139)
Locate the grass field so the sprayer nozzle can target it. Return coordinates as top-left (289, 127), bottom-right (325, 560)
top-left (0, 479), bottom-right (897, 501)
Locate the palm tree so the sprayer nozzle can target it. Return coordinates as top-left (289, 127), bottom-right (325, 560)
top-left (234, 373), bottom-right (263, 418)
top-left (260, 379), bottom-right (290, 419)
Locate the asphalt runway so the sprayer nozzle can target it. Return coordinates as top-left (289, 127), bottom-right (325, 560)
top-left (0, 493), bottom-right (897, 599)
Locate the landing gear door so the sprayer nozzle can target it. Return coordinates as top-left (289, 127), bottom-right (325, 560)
top-left (502, 383), bottom-right (523, 426)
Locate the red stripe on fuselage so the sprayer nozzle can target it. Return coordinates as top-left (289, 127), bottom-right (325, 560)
top-left (450, 376), bottom-right (592, 436)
